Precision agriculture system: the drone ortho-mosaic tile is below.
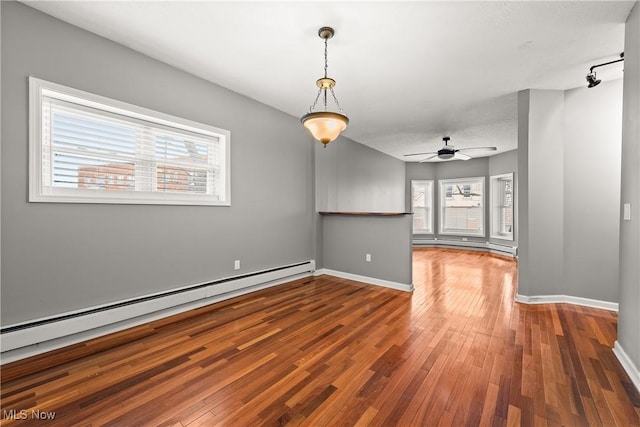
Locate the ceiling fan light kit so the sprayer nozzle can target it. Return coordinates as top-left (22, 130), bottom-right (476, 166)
top-left (301, 26), bottom-right (349, 147)
top-left (436, 136), bottom-right (456, 160)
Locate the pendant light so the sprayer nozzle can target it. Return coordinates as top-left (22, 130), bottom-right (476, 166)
top-left (301, 27), bottom-right (349, 147)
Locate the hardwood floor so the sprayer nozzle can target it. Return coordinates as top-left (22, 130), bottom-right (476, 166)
top-left (1, 248), bottom-right (639, 426)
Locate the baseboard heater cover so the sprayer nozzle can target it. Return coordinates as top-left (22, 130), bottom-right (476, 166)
top-left (0, 260), bottom-right (315, 356)
top-left (413, 239), bottom-right (517, 257)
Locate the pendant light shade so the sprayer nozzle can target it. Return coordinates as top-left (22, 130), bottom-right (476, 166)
top-left (301, 27), bottom-right (349, 147)
top-left (301, 111), bottom-right (349, 146)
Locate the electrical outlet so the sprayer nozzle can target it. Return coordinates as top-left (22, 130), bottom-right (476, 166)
top-left (234, 260), bottom-right (240, 270)
top-left (624, 203), bottom-right (631, 221)
top-left (366, 253), bottom-right (371, 262)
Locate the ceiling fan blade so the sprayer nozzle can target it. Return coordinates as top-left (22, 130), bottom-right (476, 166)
top-left (455, 152), bottom-right (472, 160)
top-left (404, 151), bottom-right (437, 157)
top-left (457, 146), bottom-right (497, 152)
top-left (419, 154), bottom-right (439, 163)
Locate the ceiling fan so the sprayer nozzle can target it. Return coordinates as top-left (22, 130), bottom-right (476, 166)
top-left (404, 137), bottom-right (497, 162)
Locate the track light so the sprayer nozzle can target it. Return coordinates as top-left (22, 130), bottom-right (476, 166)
top-left (586, 53), bottom-right (624, 88)
top-left (586, 72), bottom-right (601, 88)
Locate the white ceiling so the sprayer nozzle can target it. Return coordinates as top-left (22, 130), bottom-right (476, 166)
top-left (23, 1), bottom-right (633, 161)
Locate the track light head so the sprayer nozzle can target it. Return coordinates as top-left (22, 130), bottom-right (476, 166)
top-left (586, 72), bottom-right (601, 88)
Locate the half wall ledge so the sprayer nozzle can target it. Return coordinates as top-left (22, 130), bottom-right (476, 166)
top-left (318, 211), bottom-right (413, 216)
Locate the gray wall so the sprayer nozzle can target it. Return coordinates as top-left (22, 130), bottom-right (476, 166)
top-left (1, 2), bottom-right (315, 325)
top-left (0, 2), bottom-right (3, 305)
top-left (563, 81), bottom-right (622, 301)
top-left (517, 82), bottom-right (623, 303)
top-left (322, 215), bottom-right (412, 286)
top-left (315, 139), bottom-right (405, 213)
top-left (618, 1), bottom-right (640, 377)
top-left (517, 91), bottom-right (532, 295)
top-left (314, 135), bottom-right (410, 280)
top-left (406, 151), bottom-right (518, 246)
top-left (526, 90), bottom-right (566, 296)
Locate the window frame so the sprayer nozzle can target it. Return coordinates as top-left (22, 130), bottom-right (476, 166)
top-left (29, 77), bottom-right (231, 206)
top-left (490, 173), bottom-right (514, 240)
top-left (438, 176), bottom-right (485, 237)
top-left (411, 180), bottom-right (434, 234)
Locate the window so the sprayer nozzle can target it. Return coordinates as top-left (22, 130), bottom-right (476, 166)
top-left (439, 177), bottom-right (485, 236)
top-left (411, 180), bottom-right (434, 234)
top-left (29, 77), bottom-right (230, 205)
top-left (490, 173), bottom-right (514, 240)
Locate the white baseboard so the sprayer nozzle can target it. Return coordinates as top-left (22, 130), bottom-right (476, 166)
top-left (613, 341), bottom-right (640, 393)
top-left (314, 268), bottom-right (414, 292)
top-left (0, 261), bottom-right (315, 364)
top-left (515, 293), bottom-right (618, 312)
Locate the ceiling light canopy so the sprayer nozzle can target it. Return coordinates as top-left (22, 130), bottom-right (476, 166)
top-left (301, 27), bottom-right (349, 147)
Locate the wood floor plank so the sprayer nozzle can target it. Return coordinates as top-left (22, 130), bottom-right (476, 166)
top-left (2, 248), bottom-right (639, 426)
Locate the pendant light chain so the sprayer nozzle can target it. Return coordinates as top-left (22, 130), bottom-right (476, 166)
top-left (308, 88), bottom-right (322, 113)
top-left (324, 37), bottom-right (329, 79)
top-left (330, 88), bottom-right (345, 114)
top-left (309, 34), bottom-right (331, 113)
top-left (325, 32), bottom-right (345, 115)
top-left (323, 36), bottom-right (329, 110)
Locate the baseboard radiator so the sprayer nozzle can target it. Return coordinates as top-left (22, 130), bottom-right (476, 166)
top-left (413, 238), bottom-right (518, 258)
top-left (0, 260), bottom-right (315, 363)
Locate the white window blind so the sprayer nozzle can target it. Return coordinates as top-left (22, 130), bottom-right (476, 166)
top-left (411, 180), bottom-right (434, 234)
top-left (30, 77), bottom-right (230, 205)
top-left (439, 177), bottom-right (485, 236)
top-left (490, 173), bottom-right (514, 240)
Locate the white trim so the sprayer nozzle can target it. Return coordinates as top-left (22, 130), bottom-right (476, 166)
top-left (0, 261), bottom-right (315, 363)
top-left (28, 76), bottom-right (231, 206)
top-left (314, 268), bottom-right (414, 292)
top-left (515, 294), bottom-right (618, 312)
top-left (411, 179), bottom-right (434, 234)
top-left (612, 341), bottom-right (640, 393)
top-left (439, 176), bottom-right (485, 237)
top-left (490, 172), bottom-right (514, 241)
